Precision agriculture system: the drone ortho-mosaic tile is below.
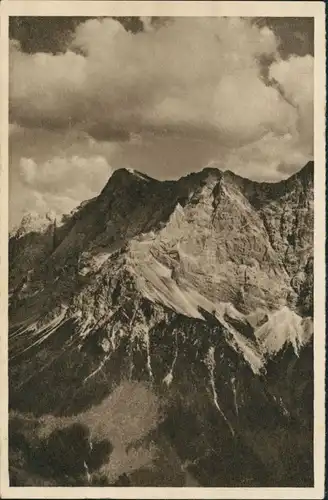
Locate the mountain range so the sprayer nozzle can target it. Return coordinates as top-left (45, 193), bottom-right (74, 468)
top-left (9, 161), bottom-right (314, 487)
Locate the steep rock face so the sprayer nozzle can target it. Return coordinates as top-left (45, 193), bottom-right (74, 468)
top-left (127, 170), bottom-right (290, 315)
top-left (10, 164), bottom-right (313, 324)
top-left (231, 161), bottom-right (314, 312)
top-left (9, 163), bottom-right (314, 486)
top-left (9, 212), bottom-right (57, 294)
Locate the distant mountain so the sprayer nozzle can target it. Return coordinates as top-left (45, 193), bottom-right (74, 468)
top-left (9, 162), bottom-right (314, 487)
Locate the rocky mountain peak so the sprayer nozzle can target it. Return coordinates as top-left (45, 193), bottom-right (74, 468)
top-left (100, 167), bottom-right (158, 196)
top-left (292, 160), bottom-right (314, 181)
top-left (10, 210), bottom-right (56, 239)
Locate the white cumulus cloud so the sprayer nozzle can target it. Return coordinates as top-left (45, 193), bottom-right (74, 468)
top-left (18, 154), bottom-right (112, 218)
top-left (9, 16), bottom-right (314, 222)
top-left (10, 17), bottom-right (311, 150)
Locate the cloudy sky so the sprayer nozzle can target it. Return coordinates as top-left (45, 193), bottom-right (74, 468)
top-left (9, 16), bottom-right (314, 227)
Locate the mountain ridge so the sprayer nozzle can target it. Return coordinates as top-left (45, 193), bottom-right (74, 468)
top-left (10, 160), bottom-right (314, 238)
top-left (9, 160), bottom-right (314, 487)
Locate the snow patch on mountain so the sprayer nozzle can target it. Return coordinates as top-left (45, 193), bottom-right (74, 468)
top-left (255, 306), bottom-right (313, 356)
top-left (204, 346), bottom-right (235, 436)
top-left (163, 330), bottom-right (178, 387)
top-left (10, 211), bottom-right (56, 238)
top-left (10, 306), bottom-right (68, 361)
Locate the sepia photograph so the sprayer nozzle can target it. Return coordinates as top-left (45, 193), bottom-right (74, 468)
top-left (1, 1), bottom-right (325, 498)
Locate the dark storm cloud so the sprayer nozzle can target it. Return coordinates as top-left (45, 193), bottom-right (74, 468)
top-left (10, 16), bottom-right (314, 57)
top-left (9, 16), bottom-right (144, 54)
top-left (257, 17), bottom-right (314, 58)
top-left (9, 17), bottom-right (90, 54)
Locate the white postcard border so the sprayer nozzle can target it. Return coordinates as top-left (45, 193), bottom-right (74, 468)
top-left (0, 2), bottom-right (325, 499)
